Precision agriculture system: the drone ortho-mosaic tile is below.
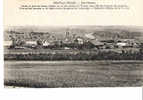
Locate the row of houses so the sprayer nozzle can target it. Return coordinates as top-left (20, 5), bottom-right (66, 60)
top-left (4, 31), bottom-right (141, 50)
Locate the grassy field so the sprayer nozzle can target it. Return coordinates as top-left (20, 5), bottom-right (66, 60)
top-left (4, 60), bottom-right (143, 87)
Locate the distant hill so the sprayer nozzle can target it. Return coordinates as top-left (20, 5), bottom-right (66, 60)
top-left (4, 26), bottom-right (143, 41)
top-left (92, 30), bottom-right (142, 40)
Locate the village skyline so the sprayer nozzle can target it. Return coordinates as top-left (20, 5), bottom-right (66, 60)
top-left (4, 25), bottom-right (143, 41)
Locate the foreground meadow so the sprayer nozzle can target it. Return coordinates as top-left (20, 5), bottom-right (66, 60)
top-left (4, 60), bottom-right (143, 87)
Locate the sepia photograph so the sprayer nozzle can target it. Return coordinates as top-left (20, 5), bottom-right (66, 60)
top-left (2, 0), bottom-right (143, 100)
top-left (4, 25), bottom-right (143, 88)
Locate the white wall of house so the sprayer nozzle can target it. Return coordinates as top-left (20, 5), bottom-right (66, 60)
top-left (26, 41), bottom-right (37, 45)
top-left (4, 41), bottom-right (12, 46)
top-left (77, 38), bottom-right (84, 44)
top-left (116, 42), bottom-right (127, 47)
top-left (43, 41), bottom-right (50, 46)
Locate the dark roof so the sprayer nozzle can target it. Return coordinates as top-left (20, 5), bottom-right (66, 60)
top-left (90, 40), bottom-right (104, 46)
top-left (100, 39), bottom-right (115, 43)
